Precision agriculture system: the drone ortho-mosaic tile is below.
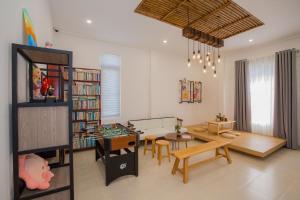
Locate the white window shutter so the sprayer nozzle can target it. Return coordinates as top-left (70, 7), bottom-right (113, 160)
top-left (101, 55), bottom-right (121, 118)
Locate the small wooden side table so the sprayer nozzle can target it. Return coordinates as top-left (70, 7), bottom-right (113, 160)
top-left (164, 132), bottom-right (193, 151)
top-left (207, 121), bottom-right (235, 136)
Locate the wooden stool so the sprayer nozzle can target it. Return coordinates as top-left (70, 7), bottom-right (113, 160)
top-left (144, 135), bottom-right (157, 158)
top-left (156, 140), bottom-right (171, 165)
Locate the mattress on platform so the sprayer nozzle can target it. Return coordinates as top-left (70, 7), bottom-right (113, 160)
top-left (186, 125), bottom-right (286, 158)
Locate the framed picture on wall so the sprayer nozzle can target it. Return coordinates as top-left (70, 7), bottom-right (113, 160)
top-left (193, 81), bottom-right (202, 103)
top-left (179, 79), bottom-right (192, 103)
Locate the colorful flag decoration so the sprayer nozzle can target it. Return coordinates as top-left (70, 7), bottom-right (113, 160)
top-left (22, 8), bottom-right (37, 46)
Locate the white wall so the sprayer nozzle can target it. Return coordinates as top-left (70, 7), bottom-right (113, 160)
top-left (221, 35), bottom-right (300, 145)
top-left (54, 32), bottom-right (221, 126)
top-left (0, 0), bottom-right (53, 199)
top-left (150, 50), bottom-right (221, 125)
top-left (54, 33), bottom-right (151, 124)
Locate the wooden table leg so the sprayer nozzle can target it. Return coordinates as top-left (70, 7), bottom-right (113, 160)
top-left (157, 145), bottom-right (162, 165)
top-left (172, 158), bottom-right (180, 175)
top-left (151, 140), bottom-right (155, 158)
top-left (224, 146), bottom-right (232, 164)
top-left (144, 139), bottom-right (147, 155)
top-left (167, 144), bottom-right (171, 162)
top-left (215, 148), bottom-right (220, 157)
top-left (185, 141), bottom-right (188, 148)
top-left (183, 157), bottom-right (189, 183)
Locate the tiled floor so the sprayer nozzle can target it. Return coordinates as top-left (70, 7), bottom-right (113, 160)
top-left (74, 141), bottom-right (300, 200)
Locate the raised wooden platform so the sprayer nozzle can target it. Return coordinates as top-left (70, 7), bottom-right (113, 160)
top-left (186, 125), bottom-right (286, 158)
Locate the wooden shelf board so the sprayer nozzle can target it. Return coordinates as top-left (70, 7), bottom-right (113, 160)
top-left (72, 95), bottom-right (100, 97)
top-left (73, 147), bottom-right (95, 152)
top-left (17, 102), bottom-right (68, 108)
top-left (18, 145), bottom-right (70, 155)
top-left (16, 44), bottom-right (71, 66)
top-left (20, 166), bottom-right (70, 200)
top-left (73, 109), bottom-right (100, 112)
top-left (72, 120), bottom-right (99, 122)
top-left (64, 79), bottom-right (100, 82)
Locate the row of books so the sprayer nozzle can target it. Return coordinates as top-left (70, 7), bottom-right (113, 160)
top-left (73, 97), bottom-right (100, 110)
top-left (73, 122), bottom-right (98, 133)
top-left (87, 111), bottom-right (100, 121)
top-left (72, 111), bottom-right (100, 121)
top-left (72, 83), bottom-right (100, 96)
top-left (73, 135), bottom-right (96, 149)
top-left (64, 69), bottom-right (100, 81)
top-left (73, 122), bottom-right (86, 133)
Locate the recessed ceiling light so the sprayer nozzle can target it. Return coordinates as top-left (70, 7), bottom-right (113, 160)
top-left (249, 39), bottom-right (254, 43)
top-left (86, 19), bottom-right (92, 24)
top-left (163, 40), bottom-right (168, 44)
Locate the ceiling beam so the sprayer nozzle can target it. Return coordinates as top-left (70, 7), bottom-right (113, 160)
top-left (188, 0), bottom-right (232, 27)
top-left (208, 15), bottom-right (251, 34)
top-left (161, 0), bottom-right (188, 20)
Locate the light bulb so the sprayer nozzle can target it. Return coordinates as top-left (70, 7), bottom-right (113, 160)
top-left (192, 51), bottom-right (196, 59)
top-left (203, 65), bottom-right (207, 73)
top-left (206, 54), bottom-right (209, 61)
top-left (197, 50), bottom-right (200, 59)
top-left (208, 61), bottom-right (211, 67)
top-left (187, 58), bottom-right (191, 67)
top-left (199, 58), bottom-right (203, 64)
top-left (218, 55), bottom-right (221, 63)
top-left (213, 70), bottom-right (217, 78)
top-left (212, 63), bottom-right (215, 70)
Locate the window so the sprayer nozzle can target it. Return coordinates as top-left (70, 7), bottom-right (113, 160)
top-left (101, 55), bottom-right (121, 118)
top-left (248, 55), bottom-right (275, 135)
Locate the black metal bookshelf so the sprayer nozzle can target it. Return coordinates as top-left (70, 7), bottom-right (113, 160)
top-left (12, 44), bottom-right (74, 200)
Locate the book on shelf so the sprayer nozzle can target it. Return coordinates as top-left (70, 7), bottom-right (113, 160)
top-left (73, 121), bottom-right (98, 133)
top-left (64, 68), bottom-right (100, 81)
top-left (72, 111), bottom-right (100, 121)
top-left (72, 82), bottom-right (100, 96)
top-left (73, 135), bottom-right (96, 149)
top-left (73, 96), bottom-right (100, 110)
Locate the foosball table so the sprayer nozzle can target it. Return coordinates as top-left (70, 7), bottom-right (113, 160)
top-left (94, 123), bottom-right (140, 186)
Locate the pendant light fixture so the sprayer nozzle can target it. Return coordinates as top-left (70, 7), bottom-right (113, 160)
top-left (207, 46), bottom-right (211, 66)
top-left (197, 42), bottom-right (201, 59)
top-left (199, 43), bottom-right (203, 63)
top-left (217, 48), bottom-right (221, 63)
top-left (183, 4), bottom-right (222, 76)
top-left (192, 41), bottom-right (196, 59)
top-left (203, 44), bottom-right (207, 73)
top-left (187, 38), bottom-right (191, 67)
top-left (206, 46), bottom-right (209, 61)
top-left (186, 7), bottom-right (191, 67)
top-left (212, 47), bottom-right (216, 70)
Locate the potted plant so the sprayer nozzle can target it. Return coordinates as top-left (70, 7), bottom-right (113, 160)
top-left (175, 124), bottom-right (181, 137)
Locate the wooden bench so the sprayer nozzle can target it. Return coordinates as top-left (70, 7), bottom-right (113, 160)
top-left (171, 141), bottom-right (232, 183)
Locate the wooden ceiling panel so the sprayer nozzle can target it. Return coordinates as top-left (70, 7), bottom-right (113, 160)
top-left (135, 0), bottom-right (264, 40)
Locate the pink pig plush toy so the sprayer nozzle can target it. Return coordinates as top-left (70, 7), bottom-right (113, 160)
top-left (19, 154), bottom-right (54, 190)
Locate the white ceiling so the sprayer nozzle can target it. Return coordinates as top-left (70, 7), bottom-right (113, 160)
top-left (49, 0), bottom-right (300, 55)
